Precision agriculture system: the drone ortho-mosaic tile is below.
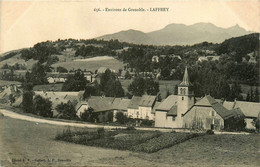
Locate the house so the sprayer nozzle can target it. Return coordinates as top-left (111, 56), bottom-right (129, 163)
top-left (97, 67), bottom-right (116, 74)
top-left (197, 56), bottom-right (220, 62)
top-left (155, 95), bottom-right (178, 128)
top-left (223, 101), bottom-right (260, 129)
top-left (83, 71), bottom-right (94, 82)
top-left (46, 73), bottom-right (68, 83)
top-left (155, 66), bottom-right (237, 131)
top-left (152, 56), bottom-right (159, 62)
top-left (34, 91), bottom-right (81, 116)
top-left (76, 96), bottom-right (130, 122)
top-left (182, 95), bottom-right (233, 130)
top-left (127, 95), bottom-right (157, 120)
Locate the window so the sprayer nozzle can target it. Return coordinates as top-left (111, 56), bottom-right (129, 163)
top-left (182, 97), bottom-right (184, 100)
top-left (211, 111), bottom-right (215, 116)
top-left (183, 88), bottom-right (186, 95)
top-left (172, 117), bottom-right (176, 121)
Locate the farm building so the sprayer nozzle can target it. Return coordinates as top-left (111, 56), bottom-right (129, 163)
top-left (223, 100), bottom-right (260, 129)
top-left (76, 96), bottom-right (130, 122)
top-left (127, 95), bottom-right (159, 120)
top-left (46, 73), bottom-right (68, 83)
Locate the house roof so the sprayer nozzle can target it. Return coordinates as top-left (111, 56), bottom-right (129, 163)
top-left (77, 97), bottom-right (130, 113)
top-left (128, 96), bottom-right (142, 109)
top-left (34, 91), bottom-right (80, 115)
top-left (112, 98), bottom-right (131, 111)
top-left (156, 95), bottom-right (178, 111)
top-left (167, 105), bottom-right (177, 116)
top-left (46, 73), bottom-right (69, 78)
top-left (87, 97), bottom-right (114, 112)
top-left (139, 95), bottom-right (157, 107)
top-left (151, 102), bottom-right (161, 114)
top-left (194, 95), bottom-right (233, 119)
top-left (223, 101), bottom-right (260, 118)
top-left (230, 108), bottom-right (245, 118)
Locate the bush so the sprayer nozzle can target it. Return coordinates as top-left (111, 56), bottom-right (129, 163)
top-left (206, 130), bottom-right (214, 135)
top-left (126, 126), bottom-right (136, 131)
top-left (130, 132), bottom-right (203, 153)
top-left (140, 120), bottom-right (154, 127)
top-left (115, 112), bottom-right (128, 124)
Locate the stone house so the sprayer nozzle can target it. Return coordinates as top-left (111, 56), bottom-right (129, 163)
top-left (127, 95), bottom-right (158, 120)
top-left (223, 100), bottom-right (260, 129)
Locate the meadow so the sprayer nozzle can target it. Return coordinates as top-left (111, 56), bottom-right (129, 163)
top-left (1, 116), bottom-right (259, 166)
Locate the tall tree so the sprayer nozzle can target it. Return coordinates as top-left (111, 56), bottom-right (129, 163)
top-left (55, 101), bottom-right (78, 120)
top-left (22, 91), bottom-right (34, 113)
top-left (33, 95), bottom-right (53, 117)
top-left (128, 77), bottom-right (146, 96)
top-left (62, 70), bottom-right (88, 91)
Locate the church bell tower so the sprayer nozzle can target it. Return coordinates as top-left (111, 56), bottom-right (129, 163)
top-left (177, 66), bottom-right (194, 128)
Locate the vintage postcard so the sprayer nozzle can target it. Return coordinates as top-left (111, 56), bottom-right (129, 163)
top-left (0, 0), bottom-right (259, 166)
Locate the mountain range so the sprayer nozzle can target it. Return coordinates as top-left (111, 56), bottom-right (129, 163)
top-left (96, 23), bottom-right (253, 45)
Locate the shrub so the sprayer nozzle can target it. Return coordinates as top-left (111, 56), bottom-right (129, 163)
top-left (140, 120), bottom-right (154, 127)
top-left (33, 95), bottom-right (53, 117)
top-left (126, 126), bottom-right (136, 131)
top-left (115, 112), bottom-right (128, 124)
top-left (131, 132), bottom-right (203, 153)
top-left (206, 129), bottom-right (214, 135)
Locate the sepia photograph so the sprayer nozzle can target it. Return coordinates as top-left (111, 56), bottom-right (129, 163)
top-left (0, 0), bottom-right (259, 166)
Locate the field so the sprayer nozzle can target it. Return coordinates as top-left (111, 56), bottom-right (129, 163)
top-left (56, 128), bottom-right (203, 153)
top-left (120, 79), bottom-right (180, 99)
top-left (52, 56), bottom-right (124, 72)
top-left (0, 80), bottom-right (21, 86)
top-left (33, 83), bottom-right (63, 91)
top-left (0, 116), bottom-right (259, 166)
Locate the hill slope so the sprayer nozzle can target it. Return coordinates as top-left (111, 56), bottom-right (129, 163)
top-left (97, 23), bottom-right (253, 45)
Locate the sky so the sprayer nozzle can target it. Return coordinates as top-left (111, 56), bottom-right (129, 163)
top-left (1, 0), bottom-right (259, 53)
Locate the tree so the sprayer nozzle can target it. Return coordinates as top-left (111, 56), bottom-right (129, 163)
top-left (105, 79), bottom-right (125, 97)
top-left (254, 88), bottom-right (259, 102)
top-left (30, 63), bottom-right (48, 85)
top-left (124, 71), bottom-right (131, 79)
top-left (62, 70), bottom-right (88, 91)
top-left (107, 111), bottom-right (114, 122)
top-left (100, 69), bottom-right (115, 90)
top-left (80, 107), bottom-right (98, 122)
top-left (128, 77), bottom-right (146, 96)
top-left (9, 94), bottom-right (15, 106)
top-left (56, 66), bottom-right (68, 73)
top-left (55, 101), bottom-right (77, 120)
top-left (22, 91), bottom-right (34, 113)
top-left (83, 85), bottom-right (99, 99)
top-left (224, 116), bottom-right (246, 131)
top-left (174, 85), bottom-right (178, 95)
top-left (33, 95), bottom-right (53, 117)
top-left (145, 78), bottom-right (159, 95)
top-left (115, 112), bottom-right (127, 124)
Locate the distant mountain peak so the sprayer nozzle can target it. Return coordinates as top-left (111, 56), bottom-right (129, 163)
top-left (96, 22), bottom-right (251, 45)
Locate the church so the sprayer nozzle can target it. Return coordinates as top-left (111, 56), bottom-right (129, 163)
top-left (155, 67), bottom-right (236, 131)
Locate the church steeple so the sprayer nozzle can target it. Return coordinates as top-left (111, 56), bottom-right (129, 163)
top-left (179, 66), bottom-right (191, 86)
top-left (177, 66), bottom-right (194, 128)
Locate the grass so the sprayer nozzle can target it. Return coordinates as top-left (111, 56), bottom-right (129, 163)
top-left (55, 128), bottom-right (204, 153)
top-left (0, 80), bottom-right (21, 86)
top-left (52, 57), bottom-right (124, 72)
top-left (1, 116), bottom-right (259, 166)
top-left (33, 83), bottom-right (63, 91)
top-left (120, 79), bottom-right (180, 99)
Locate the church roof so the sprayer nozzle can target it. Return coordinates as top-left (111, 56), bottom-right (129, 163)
top-left (179, 66), bottom-right (192, 86)
top-left (156, 95), bottom-right (178, 111)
